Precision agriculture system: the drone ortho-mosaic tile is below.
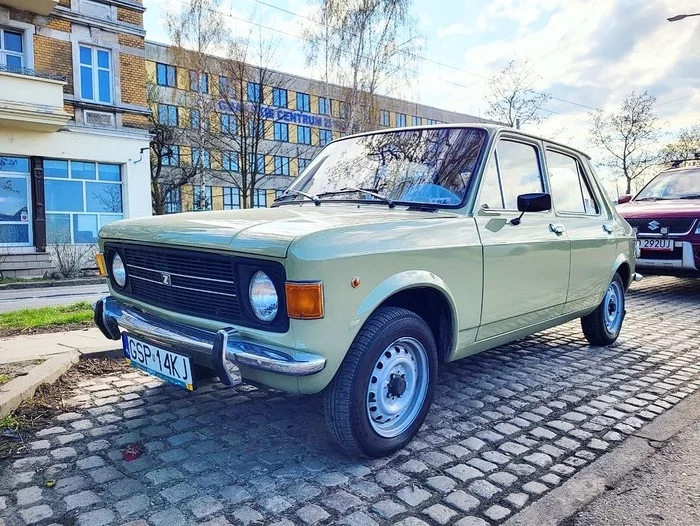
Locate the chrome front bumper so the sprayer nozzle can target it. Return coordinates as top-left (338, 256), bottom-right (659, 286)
top-left (94, 296), bottom-right (326, 385)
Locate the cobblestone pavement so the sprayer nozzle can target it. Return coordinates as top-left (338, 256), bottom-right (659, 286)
top-left (2, 276), bottom-right (699, 526)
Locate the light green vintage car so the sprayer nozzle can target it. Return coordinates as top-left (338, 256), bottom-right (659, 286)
top-left (95, 124), bottom-right (638, 457)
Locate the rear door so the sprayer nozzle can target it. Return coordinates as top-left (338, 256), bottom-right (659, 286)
top-left (545, 148), bottom-right (615, 312)
top-left (474, 136), bottom-right (571, 341)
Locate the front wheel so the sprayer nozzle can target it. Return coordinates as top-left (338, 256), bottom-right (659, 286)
top-left (581, 273), bottom-right (626, 346)
top-left (324, 307), bottom-right (437, 457)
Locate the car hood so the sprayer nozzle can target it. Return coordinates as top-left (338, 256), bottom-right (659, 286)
top-left (99, 205), bottom-right (460, 258)
top-left (617, 199), bottom-right (700, 219)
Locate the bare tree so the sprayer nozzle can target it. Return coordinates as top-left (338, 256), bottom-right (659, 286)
top-left (485, 59), bottom-right (551, 128)
top-left (660, 124), bottom-right (700, 166)
top-left (589, 91), bottom-right (661, 194)
top-left (305, 0), bottom-right (421, 134)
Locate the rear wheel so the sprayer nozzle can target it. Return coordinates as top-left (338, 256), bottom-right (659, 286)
top-left (581, 273), bottom-right (626, 346)
top-left (324, 307), bottom-right (437, 457)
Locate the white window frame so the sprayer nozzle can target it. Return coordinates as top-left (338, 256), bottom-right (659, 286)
top-left (79, 45), bottom-right (113, 104)
top-left (0, 20), bottom-right (34, 72)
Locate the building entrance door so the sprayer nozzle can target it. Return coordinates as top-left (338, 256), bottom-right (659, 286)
top-left (0, 156), bottom-right (32, 246)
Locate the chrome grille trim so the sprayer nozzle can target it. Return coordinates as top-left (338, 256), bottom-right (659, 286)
top-left (126, 263), bottom-right (236, 284)
top-left (129, 274), bottom-right (238, 297)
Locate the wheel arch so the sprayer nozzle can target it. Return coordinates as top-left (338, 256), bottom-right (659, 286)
top-left (611, 253), bottom-right (633, 290)
top-left (351, 271), bottom-right (458, 363)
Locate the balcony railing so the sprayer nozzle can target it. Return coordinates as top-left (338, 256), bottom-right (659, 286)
top-left (0, 64), bottom-right (66, 82)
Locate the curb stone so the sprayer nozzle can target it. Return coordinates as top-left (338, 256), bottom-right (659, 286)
top-left (504, 389), bottom-right (700, 526)
top-left (0, 277), bottom-right (106, 291)
top-left (0, 352), bottom-right (80, 418)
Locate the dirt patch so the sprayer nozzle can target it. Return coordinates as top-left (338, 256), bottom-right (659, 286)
top-left (0, 360), bottom-right (44, 387)
top-left (0, 322), bottom-right (94, 338)
top-left (0, 357), bottom-right (132, 460)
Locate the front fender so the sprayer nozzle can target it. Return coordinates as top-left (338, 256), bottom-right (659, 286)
top-left (350, 270), bottom-right (459, 354)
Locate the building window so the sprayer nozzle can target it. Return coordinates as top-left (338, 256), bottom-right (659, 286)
top-left (339, 102), bottom-right (348, 119)
top-left (156, 62), bottom-right (176, 87)
top-left (220, 113), bottom-right (236, 135)
top-left (396, 113), bottom-right (406, 127)
top-left (298, 158), bottom-right (312, 172)
top-left (274, 156), bottom-right (290, 176)
top-left (164, 187), bottom-right (181, 214)
top-left (248, 119), bottom-right (264, 138)
top-left (411, 116), bottom-right (422, 126)
top-left (318, 97), bottom-right (330, 115)
top-left (426, 118), bottom-right (437, 125)
top-left (247, 82), bottom-right (261, 103)
top-left (219, 75), bottom-right (228, 95)
top-left (45, 160), bottom-right (122, 244)
top-left (319, 129), bottom-right (332, 146)
top-left (79, 45), bottom-right (112, 104)
top-left (189, 71), bottom-right (208, 93)
top-left (0, 156), bottom-right (30, 245)
top-left (273, 87), bottom-right (287, 107)
top-left (379, 110), bottom-right (390, 126)
top-left (191, 109), bottom-right (208, 131)
top-left (248, 153), bottom-right (265, 174)
top-left (297, 125), bottom-right (311, 145)
top-left (273, 122), bottom-right (288, 142)
top-left (161, 145), bottom-right (179, 166)
top-left (223, 187), bottom-right (240, 209)
top-left (0, 28), bottom-right (24, 72)
top-left (296, 92), bottom-right (310, 112)
top-left (193, 185), bottom-right (212, 211)
top-left (192, 148), bottom-right (211, 169)
top-left (222, 151), bottom-right (239, 172)
top-left (253, 189), bottom-right (267, 208)
top-left (158, 104), bottom-right (178, 127)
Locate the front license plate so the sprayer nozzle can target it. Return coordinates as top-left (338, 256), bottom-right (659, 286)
top-left (638, 238), bottom-right (674, 251)
top-left (122, 333), bottom-right (194, 391)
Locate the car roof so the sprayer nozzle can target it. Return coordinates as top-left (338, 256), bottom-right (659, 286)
top-left (336, 123), bottom-right (593, 160)
top-left (658, 165), bottom-right (700, 174)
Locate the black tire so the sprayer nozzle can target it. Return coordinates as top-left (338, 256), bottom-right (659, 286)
top-left (324, 307), bottom-right (438, 457)
top-left (581, 273), bottom-right (626, 346)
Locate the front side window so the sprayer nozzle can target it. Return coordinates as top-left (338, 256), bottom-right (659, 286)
top-left (318, 97), bottom-right (330, 115)
top-left (547, 150), bottom-right (598, 214)
top-left (297, 125), bottom-right (311, 145)
top-left (274, 122), bottom-right (289, 142)
top-left (247, 82), bottom-right (261, 103)
top-left (280, 127), bottom-right (487, 207)
top-left (156, 63), bottom-right (176, 87)
top-left (1, 28), bottom-right (24, 71)
top-left (158, 104), bottom-right (178, 127)
top-left (223, 187), bottom-right (240, 209)
top-left (297, 92), bottom-right (310, 112)
top-left (274, 156), bottom-right (290, 175)
top-left (479, 140), bottom-right (544, 210)
top-left (319, 129), bottom-right (332, 146)
top-left (273, 87), bottom-right (287, 107)
top-left (80, 46), bottom-right (112, 103)
top-left (45, 161), bottom-right (122, 243)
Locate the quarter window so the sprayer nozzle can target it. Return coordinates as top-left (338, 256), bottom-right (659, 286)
top-left (547, 150), bottom-right (598, 215)
top-left (1, 28), bottom-right (24, 71)
top-left (45, 160), bottom-right (122, 243)
top-left (156, 63), bottom-right (176, 87)
top-left (79, 46), bottom-right (112, 104)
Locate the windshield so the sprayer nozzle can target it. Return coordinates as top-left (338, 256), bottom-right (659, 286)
top-left (279, 127), bottom-right (487, 207)
top-left (635, 168), bottom-right (700, 200)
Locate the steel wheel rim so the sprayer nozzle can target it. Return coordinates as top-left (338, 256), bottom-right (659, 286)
top-left (366, 337), bottom-right (429, 438)
top-left (604, 281), bottom-right (624, 333)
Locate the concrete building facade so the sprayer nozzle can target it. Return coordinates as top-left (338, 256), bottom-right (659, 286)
top-left (0, 0), bottom-right (151, 276)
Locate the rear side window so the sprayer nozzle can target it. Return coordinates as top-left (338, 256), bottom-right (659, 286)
top-left (477, 139), bottom-right (544, 210)
top-left (547, 150), bottom-right (598, 215)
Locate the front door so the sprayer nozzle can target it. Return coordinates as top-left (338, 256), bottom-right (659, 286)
top-left (545, 148), bottom-right (616, 312)
top-left (474, 137), bottom-right (570, 341)
top-left (0, 156), bottom-right (32, 246)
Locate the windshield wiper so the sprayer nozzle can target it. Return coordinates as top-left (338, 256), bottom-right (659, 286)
top-left (635, 197), bottom-right (668, 201)
top-left (678, 194), bottom-right (700, 200)
top-left (317, 187), bottom-right (395, 208)
top-left (275, 189), bottom-right (321, 206)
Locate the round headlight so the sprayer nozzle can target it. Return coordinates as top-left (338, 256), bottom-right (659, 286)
top-left (249, 271), bottom-right (278, 322)
top-left (111, 253), bottom-right (127, 288)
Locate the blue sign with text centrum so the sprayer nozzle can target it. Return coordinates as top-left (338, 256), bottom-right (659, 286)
top-left (217, 100), bottom-right (341, 129)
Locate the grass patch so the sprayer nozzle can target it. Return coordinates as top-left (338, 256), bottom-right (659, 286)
top-left (0, 302), bottom-right (93, 334)
top-left (0, 414), bottom-right (21, 431)
top-left (0, 374), bottom-right (10, 386)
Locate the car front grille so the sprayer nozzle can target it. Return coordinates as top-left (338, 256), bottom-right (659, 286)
top-left (119, 246), bottom-right (241, 324)
top-left (627, 218), bottom-right (697, 235)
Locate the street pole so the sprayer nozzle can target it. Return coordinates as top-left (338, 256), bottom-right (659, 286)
top-left (667, 13), bottom-right (700, 21)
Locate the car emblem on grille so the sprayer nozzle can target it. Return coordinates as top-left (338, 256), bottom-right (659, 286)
top-left (648, 220), bottom-right (660, 231)
top-left (161, 273), bottom-right (172, 286)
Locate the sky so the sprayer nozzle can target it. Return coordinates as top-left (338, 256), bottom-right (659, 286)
top-left (143, 0), bottom-right (700, 191)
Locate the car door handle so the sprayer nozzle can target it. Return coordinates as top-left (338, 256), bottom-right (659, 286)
top-left (549, 223), bottom-right (565, 235)
top-left (603, 224), bottom-right (614, 234)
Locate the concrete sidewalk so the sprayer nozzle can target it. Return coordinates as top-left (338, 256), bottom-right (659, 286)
top-left (0, 283), bottom-right (109, 312)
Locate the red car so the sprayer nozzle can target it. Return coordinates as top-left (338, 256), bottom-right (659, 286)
top-left (617, 165), bottom-right (700, 277)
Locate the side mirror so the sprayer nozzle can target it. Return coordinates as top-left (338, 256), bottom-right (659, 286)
top-left (511, 193), bottom-right (551, 225)
top-left (618, 194), bottom-right (632, 204)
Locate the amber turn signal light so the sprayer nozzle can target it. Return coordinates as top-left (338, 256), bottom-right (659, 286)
top-left (95, 253), bottom-right (107, 277)
top-left (285, 281), bottom-right (324, 319)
